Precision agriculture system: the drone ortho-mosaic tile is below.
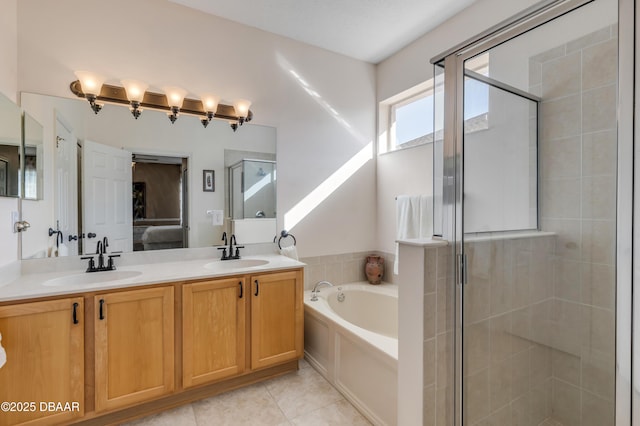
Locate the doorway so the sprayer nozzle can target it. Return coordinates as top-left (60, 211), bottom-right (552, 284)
top-left (131, 153), bottom-right (188, 251)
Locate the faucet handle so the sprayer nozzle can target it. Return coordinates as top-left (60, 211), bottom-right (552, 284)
top-left (217, 246), bottom-right (228, 260)
top-left (234, 246), bottom-right (244, 259)
top-left (81, 256), bottom-right (96, 272)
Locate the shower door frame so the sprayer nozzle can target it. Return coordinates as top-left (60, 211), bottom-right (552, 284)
top-left (432, 0), bottom-right (634, 424)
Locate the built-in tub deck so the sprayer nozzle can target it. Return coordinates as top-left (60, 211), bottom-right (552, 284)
top-left (304, 282), bottom-right (398, 426)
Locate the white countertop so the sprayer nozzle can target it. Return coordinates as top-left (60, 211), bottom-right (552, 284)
top-left (0, 254), bottom-right (305, 303)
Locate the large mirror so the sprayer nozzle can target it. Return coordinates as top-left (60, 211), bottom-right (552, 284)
top-left (20, 92), bottom-right (276, 259)
top-left (0, 92), bottom-right (22, 198)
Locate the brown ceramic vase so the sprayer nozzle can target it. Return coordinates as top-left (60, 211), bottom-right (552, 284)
top-left (365, 255), bottom-right (384, 285)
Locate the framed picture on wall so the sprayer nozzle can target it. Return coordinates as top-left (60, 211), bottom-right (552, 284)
top-left (203, 170), bottom-right (215, 192)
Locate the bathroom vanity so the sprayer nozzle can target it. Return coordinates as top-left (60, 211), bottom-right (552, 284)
top-left (0, 254), bottom-right (303, 425)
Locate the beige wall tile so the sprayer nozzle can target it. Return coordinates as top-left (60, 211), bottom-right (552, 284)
top-left (542, 51), bottom-right (581, 99)
top-left (424, 248), bottom-right (438, 293)
top-left (511, 350), bottom-right (530, 400)
top-left (436, 387), bottom-right (454, 426)
top-left (490, 313), bottom-right (512, 363)
top-left (424, 337), bottom-right (436, 387)
top-left (541, 95), bottom-right (581, 140)
top-left (530, 379), bottom-right (552, 425)
top-left (529, 59), bottom-right (542, 86)
top-left (582, 84), bottom-right (616, 133)
top-left (541, 178), bottom-right (581, 219)
top-left (541, 136), bottom-right (581, 179)
top-left (565, 26), bottom-right (611, 53)
top-left (437, 332), bottom-right (454, 390)
top-left (491, 271), bottom-right (512, 315)
top-left (437, 277), bottom-right (454, 334)
top-left (553, 258), bottom-right (581, 302)
top-left (581, 305), bottom-right (615, 356)
top-left (581, 263), bottom-right (615, 309)
top-left (424, 293), bottom-right (437, 340)
top-left (423, 384), bottom-right (436, 426)
top-left (551, 299), bottom-right (582, 356)
top-left (551, 379), bottom-right (580, 426)
top-left (582, 130), bottom-right (617, 177)
top-left (512, 307), bottom-right (534, 353)
top-left (581, 348), bottom-right (615, 400)
top-left (465, 320), bottom-right (491, 376)
top-left (542, 219), bottom-right (581, 260)
top-left (531, 45), bottom-right (566, 63)
top-left (581, 176), bottom-right (616, 220)
top-left (581, 390), bottom-right (614, 426)
top-left (581, 219), bottom-right (615, 265)
top-left (551, 349), bottom-right (581, 386)
top-left (490, 359), bottom-right (512, 412)
top-left (582, 38), bottom-right (617, 90)
top-left (465, 369), bottom-right (491, 425)
top-left (510, 393), bottom-right (531, 426)
top-left (530, 344), bottom-right (552, 388)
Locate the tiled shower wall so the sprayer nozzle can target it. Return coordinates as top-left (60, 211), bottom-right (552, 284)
top-left (464, 234), bottom-right (557, 426)
top-left (530, 25), bottom-right (617, 426)
top-left (301, 251), bottom-right (396, 290)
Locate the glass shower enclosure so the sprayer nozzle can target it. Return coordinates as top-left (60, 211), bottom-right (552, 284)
top-left (432, 0), bottom-right (626, 423)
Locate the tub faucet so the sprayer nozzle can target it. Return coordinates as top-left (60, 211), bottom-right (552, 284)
top-left (311, 281), bottom-right (333, 301)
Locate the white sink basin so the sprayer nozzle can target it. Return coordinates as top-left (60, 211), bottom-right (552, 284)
top-left (43, 270), bottom-right (143, 287)
top-left (203, 259), bottom-right (270, 271)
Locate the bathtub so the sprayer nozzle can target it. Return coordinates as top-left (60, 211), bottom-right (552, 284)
top-left (304, 282), bottom-right (398, 426)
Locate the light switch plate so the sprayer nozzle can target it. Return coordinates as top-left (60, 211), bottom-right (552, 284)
top-left (206, 209), bottom-right (224, 226)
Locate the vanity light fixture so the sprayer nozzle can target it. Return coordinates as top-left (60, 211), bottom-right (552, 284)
top-left (233, 99), bottom-right (252, 126)
top-left (74, 71), bottom-right (106, 114)
top-left (163, 86), bottom-right (187, 124)
top-left (121, 79), bottom-right (148, 119)
top-left (200, 93), bottom-right (219, 128)
top-left (70, 72), bottom-right (254, 130)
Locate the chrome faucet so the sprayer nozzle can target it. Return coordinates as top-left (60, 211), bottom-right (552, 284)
top-left (311, 281), bottom-right (333, 301)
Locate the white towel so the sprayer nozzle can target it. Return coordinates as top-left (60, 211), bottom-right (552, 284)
top-left (0, 332), bottom-right (6, 369)
top-left (280, 245), bottom-right (299, 261)
top-left (395, 195), bottom-right (434, 274)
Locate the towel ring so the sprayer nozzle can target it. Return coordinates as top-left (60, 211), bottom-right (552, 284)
top-left (275, 230), bottom-right (296, 249)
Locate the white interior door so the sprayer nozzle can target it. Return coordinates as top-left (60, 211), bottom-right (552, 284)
top-left (82, 140), bottom-right (132, 254)
top-left (54, 117), bottom-right (78, 256)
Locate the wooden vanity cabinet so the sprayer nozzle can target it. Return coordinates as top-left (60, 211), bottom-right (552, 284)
top-left (182, 278), bottom-right (246, 388)
top-left (250, 270), bottom-right (303, 370)
top-left (0, 298), bottom-right (84, 426)
top-left (93, 286), bottom-right (174, 413)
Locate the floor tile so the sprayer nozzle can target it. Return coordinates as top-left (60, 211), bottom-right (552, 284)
top-left (290, 399), bottom-right (372, 426)
top-left (122, 403), bottom-right (197, 426)
top-left (192, 383), bottom-right (288, 426)
top-left (265, 363), bottom-right (344, 419)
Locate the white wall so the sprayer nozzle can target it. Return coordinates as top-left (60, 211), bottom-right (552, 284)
top-left (0, 0), bottom-right (19, 268)
top-left (17, 0), bottom-right (376, 258)
top-left (374, 0), bottom-right (539, 253)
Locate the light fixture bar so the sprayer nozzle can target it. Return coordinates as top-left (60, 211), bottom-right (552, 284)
top-left (69, 80), bottom-right (253, 123)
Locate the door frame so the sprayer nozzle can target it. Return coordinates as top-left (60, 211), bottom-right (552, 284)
top-left (432, 0), bottom-right (634, 424)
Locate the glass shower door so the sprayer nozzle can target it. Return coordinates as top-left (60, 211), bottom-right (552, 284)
top-left (453, 1), bottom-right (619, 424)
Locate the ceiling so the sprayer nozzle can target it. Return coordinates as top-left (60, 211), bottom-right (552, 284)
top-left (169, 0), bottom-right (476, 64)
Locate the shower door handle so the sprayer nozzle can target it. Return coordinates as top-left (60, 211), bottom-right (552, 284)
top-left (458, 254), bottom-right (468, 286)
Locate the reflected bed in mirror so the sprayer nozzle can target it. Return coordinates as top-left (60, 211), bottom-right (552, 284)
top-left (20, 92), bottom-right (276, 260)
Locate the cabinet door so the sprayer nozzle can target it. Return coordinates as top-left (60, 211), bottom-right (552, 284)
top-left (94, 287), bottom-right (174, 412)
top-left (0, 298), bottom-right (84, 426)
top-left (183, 278), bottom-right (246, 388)
top-left (250, 270), bottom-right (303, 370)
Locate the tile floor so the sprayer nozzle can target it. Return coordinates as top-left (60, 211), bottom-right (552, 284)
top-left (122, 359), bottom-right (371, 426)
